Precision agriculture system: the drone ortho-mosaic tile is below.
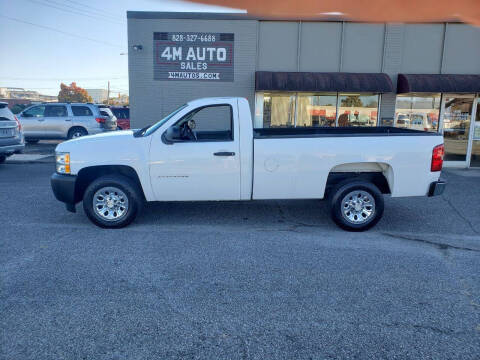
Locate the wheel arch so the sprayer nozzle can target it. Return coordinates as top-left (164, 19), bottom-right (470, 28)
top-left (325, 162), bottom-right (394, 196)
top-left (74, 165), bottom-right (146, 203)
top-left (68, 126), bottom-right (88, 138)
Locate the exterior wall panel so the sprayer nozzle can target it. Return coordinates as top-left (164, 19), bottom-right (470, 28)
top-left (257, 22), bottom-right (299, 71)
top-left (401, 24), bottom-right (444, 74)
top-left (380, 24), bottom-right (405, 121)
top-left (443, 24), bottom-right (480, 74)
top-left (299, 22), bottom-right (342, 72)
top-left (342, 23), bottom-right (385, 73)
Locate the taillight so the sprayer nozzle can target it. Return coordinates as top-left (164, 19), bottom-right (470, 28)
top-left (14, 115), bottom-right (21, 131)
top-left (95, 117), bottom-right (105, 123)
top-left (431, 144), bottom-right (444, 172)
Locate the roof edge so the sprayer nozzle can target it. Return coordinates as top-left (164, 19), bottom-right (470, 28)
top-left (126, 11), bottom-right (464, 23)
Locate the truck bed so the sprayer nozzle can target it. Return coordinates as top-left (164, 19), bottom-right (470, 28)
top-left (252, 126), bottom-right (443, 200)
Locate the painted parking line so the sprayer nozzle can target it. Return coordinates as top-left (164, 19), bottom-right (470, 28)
top-left (6, 154), bottom-right (54, 162)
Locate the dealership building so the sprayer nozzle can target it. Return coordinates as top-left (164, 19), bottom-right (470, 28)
top-left (127, 11), bottom-right (480, 168)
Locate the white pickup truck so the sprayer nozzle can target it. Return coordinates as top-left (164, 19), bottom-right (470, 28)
top-left (51, 97), bottom-right (446, 231)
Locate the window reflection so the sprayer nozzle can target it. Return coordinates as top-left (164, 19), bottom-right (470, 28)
top-left (337, 94), bottom-right (379, 127)
top-left (262, 93), bottom-right (296, 128)
top-left (296, 94), bottom-right (336, 127)
top-left (470, 104), bottom-right (480, 167)
top-left (395, 94), bottom-right (440, 132)
top-left (443, 96), bottom-right (473, 162)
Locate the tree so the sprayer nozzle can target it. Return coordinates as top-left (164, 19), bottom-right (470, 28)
top-left (58, 82), bottom-right (93, 103)
top-left (341, 95), bottom-right (363, 107)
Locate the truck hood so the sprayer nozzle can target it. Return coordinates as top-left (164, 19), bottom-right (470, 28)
top-left (56, 130), bottom-right (135, 153)
top-left (55, 130), bottom-right (150, 175)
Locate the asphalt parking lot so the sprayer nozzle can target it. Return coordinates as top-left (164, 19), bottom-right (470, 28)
top-left (1, 159), bottom-right (479, 359)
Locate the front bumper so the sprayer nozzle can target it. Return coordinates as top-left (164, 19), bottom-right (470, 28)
top-left (51, 173), bottom-right (78, 212)
top-left (0, 143), bottom-right (24, 155)
top-left (428, 180), bottom-right (447, 197)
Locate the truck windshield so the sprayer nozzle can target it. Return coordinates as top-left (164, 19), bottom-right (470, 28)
top-left (142, 104), bottom-right (187, 137)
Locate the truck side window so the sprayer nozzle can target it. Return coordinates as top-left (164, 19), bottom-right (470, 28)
top-left (178, 105), bottom-right (233, 142)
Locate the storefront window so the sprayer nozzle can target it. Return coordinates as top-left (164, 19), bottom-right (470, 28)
top-left (259, 92), bottom-right (380, 128)
top-left (395, 94), bottom-right (441, 132)
top-left (443, 96), bottom-right (474, 162)
top-left (296, 93), bottom-right (337, 127)
top-left (262, 93), bottom-right (296, 128)
top-left (337, 94), bottom-right (379, 127)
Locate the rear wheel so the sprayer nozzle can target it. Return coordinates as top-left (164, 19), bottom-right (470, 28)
top-left (82, 175), bottom-right (142, 228)
top-left (329, 180), bottom-right (384, 231)
top-left (68, 127), bottom-right (87, 139)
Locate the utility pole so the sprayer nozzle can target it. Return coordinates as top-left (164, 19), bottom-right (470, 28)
top-left (107, 81), bottom-right (110, 105)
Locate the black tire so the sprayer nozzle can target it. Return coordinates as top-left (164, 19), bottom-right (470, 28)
top-left (0, 155), bottom-right (6, 163)
top-left (82, 175), bottom-right (143, 228)
top-left (329, 180), bottom-right (384, 232)
top-left (67, 127), bottom-right (88, 139)
top-left (26, 139), bottom-right (39, 144)
top-left (117, 126), bottom-right (122, 131)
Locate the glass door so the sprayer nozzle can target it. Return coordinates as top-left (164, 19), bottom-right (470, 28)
top-left (470, 97), bottom-right (480, 167)
top-left (441, 95), bottom-right (475, 167)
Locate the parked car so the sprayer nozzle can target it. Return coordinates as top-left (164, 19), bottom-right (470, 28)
top-left (17, 103), bottom-right (117, 142)
top-left (111, 107), bottom-right (130, 130)
top-left (409, 113), bottom-right (435, 132)
top-left (51, 97), bottom-right (445, 231)
top-left (396, 113), bottom-right (435, 132)
top-left (395, 113), bottom-right (410, 127)
top-left (0, 102), bottom-right (24, 162)
top-left (96, 105), bottom-right (118, 131)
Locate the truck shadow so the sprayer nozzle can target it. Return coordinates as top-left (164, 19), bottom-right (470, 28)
top-left (134, 194), bottom-right (474, 237)
top-left (137, 199), bottom-right (334, 230)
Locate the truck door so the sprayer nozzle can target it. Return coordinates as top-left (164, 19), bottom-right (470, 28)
top-left (149, 101), bottom-right (241, 201)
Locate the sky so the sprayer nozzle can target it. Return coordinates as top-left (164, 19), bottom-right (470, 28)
top-left (0, 0), bottom-right (242, 97)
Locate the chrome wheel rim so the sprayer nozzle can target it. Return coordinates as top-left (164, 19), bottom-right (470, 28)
top-left (341, 190), bottom-right (375, 224)
top-left (93, 186), bottom-right (129, 221)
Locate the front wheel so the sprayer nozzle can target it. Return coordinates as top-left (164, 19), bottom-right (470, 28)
top-left (329, 180), bottom-right (384, 231)
top-left (82, 175), bottom-right (142, 228)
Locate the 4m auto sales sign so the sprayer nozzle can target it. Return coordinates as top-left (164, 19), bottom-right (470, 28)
top-left (153, 32), bottom-right (234, 82)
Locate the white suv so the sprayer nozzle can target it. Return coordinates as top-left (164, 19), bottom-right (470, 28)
top-left (18, 103), bottom-right (117, 143)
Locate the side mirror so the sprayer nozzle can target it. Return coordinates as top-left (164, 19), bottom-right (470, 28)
top-left (162, 125), bottom-right (181, 144)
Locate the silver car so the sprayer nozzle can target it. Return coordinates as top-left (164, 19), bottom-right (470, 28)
top-left (18, 103), bottom-right (117, 143)
top-left (0, 102), bottom-right (24, 163)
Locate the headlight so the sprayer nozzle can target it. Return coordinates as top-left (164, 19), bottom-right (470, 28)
top-left (56, 152), bottom-right (70, 174)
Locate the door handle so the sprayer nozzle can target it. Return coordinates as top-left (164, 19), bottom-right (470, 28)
top-left (65, 118), bottom-right (72, 121)
top-left (213, 152), bottom-right (235, 156)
